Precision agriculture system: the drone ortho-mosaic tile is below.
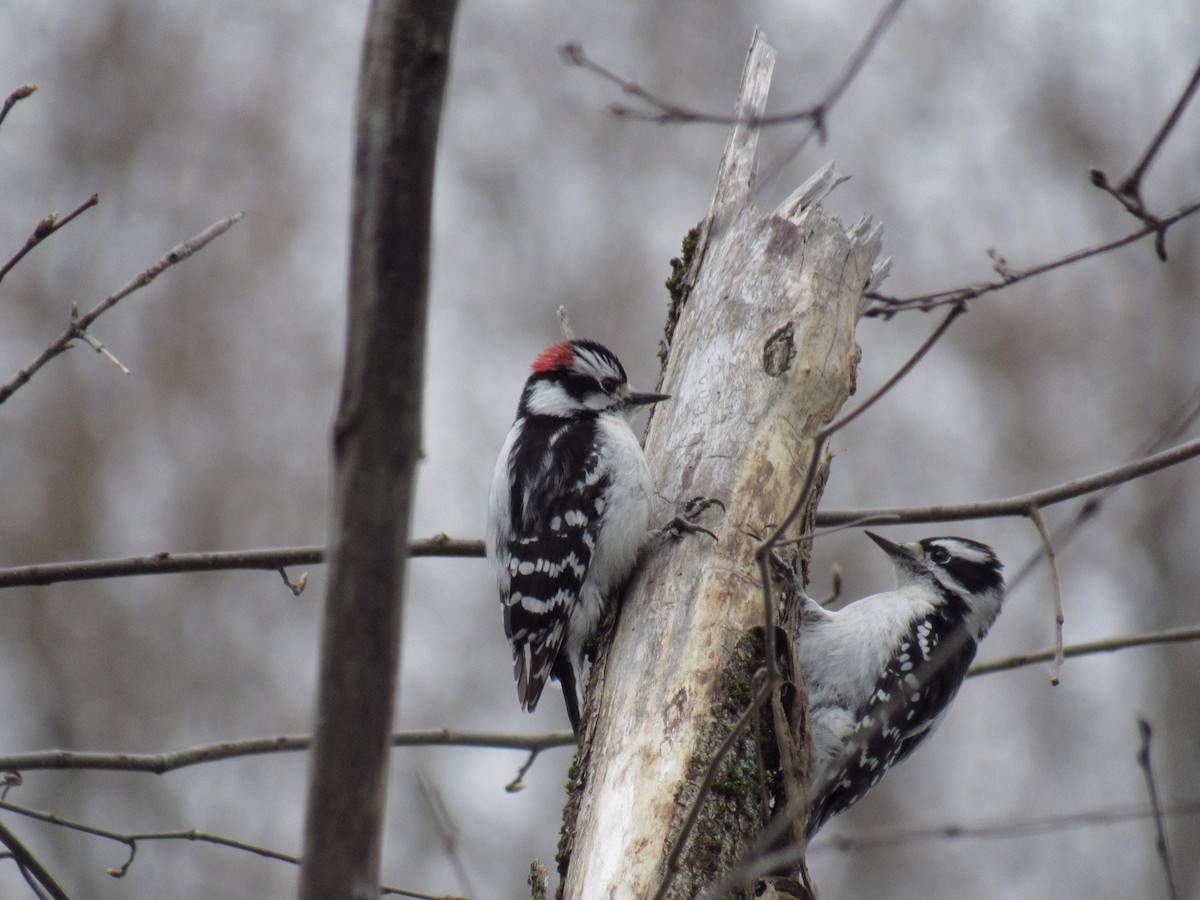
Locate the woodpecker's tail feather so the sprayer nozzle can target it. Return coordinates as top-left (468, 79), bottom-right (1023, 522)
top-left (513, 647), bottom-right (580, 736)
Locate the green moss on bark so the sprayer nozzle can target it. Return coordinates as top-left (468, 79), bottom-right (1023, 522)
top-left (664, 631), bottom-right (782, 899)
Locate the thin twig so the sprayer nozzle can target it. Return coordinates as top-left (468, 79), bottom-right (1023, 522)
top-left (559, 42), bottom-right (704, 122)
top-left (816, 431), bottom-right (1200, 526)
top-left (968, 624), bottom-right (1200, 677)
top-left (504, 749), bottom-right (542, 793)
top-left (813, 798), bottom-right (1200, 853)
top-left (0, 194), bottom-right (99, 286)
top-left (278, 568), bottom-right (308, 596)
top-left (0, 729), bottom-right (574, 774)
top-left (0, 212), bottom-right (243, 406)
top-left (758, 0), bottom-right (907, 186)
top-left (701, 743), bottom-right (1200, 897)
top-left (1137, 719), bottom-right (1182, 900)
top-left (1117, 56), bottom-right (1200, 198)
top-left (1000, 389), bottom-right (1200, 597)
top-left (0, 536), bottom-right (484, 589)
top-left (865, 197), bottom-right (1200, 315)
top-left (69, 304), bottom-right (130, 374)
top-left (0, 84), bottom-right (36, 130)
top-left (806, 0), bottom-right (906, 139)
top-left (414, 770), bottom-right (478, 899)
top-left (0, 800), bottom-right (447, 899)
top-left (0, 818), bottom-right (72, 900)
top-left (1089, 55), bottom-right (1200, 259)
top-left (2, 427), bottom-right (1198, 592)
top-left (821, 304), bottom-right (964, 436)
top-left (772, 303), bottom-right (966, 547)
top-left (750, 303), bottom-right (894, 681)
top-left (561, 0), bottom-right (906, 136)
top-left (763, 303), bottom-right (964, 566)
top-left (1025, 507), bottom-right (1064, 684)
top-left (556, 305), bottom-right (574, 340)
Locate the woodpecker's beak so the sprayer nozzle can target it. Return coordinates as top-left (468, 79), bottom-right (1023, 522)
top-left (865, 531), bottom-right (922, 572)
top-left (624, 390), bottom-right (670, 408)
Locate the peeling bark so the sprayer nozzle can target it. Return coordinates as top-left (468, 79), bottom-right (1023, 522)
top-left (558, 30), bottom-right (883, 900)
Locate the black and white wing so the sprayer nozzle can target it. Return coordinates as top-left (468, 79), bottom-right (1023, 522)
top-left (500, 416), bottom-right (607, 712)
top-left (806, 603), bottom-right (980, 838)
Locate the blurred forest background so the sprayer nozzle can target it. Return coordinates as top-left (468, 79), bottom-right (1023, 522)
top-left (1, 1), bottom-right (1198, 897)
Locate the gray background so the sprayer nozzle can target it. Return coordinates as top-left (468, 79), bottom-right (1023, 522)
top-left (0, 1), bottom-right (1197, 897)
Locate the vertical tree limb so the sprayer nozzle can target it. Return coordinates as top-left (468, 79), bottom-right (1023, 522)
top-left (559, 30), bottom-right (882, 899)
top-left (298, 2), bottom-right (457, 898)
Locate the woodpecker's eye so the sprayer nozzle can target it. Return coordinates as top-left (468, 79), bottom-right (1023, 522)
top-left (929, 546), bottom-right (951, 565)
top-left (599, 377), bottom-right (619, 393)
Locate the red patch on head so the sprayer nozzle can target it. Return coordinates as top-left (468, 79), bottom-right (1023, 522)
top-left (531, 341), bottom-right (575, 373)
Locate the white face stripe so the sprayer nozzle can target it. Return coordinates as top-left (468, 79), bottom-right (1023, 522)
top-left (925, 538), bottom-right (997, 567)
top-left (908, 537), bottom-right (1004, 601)
top-left (522, 349), bottom-right (632, 416)
top-left (569, 345), bottom-right (625, 384)
top-left (523, 380), bottom-right (580, 417)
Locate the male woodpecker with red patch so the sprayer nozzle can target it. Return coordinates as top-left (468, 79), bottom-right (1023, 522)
top-left (486, 340), bottom-right (668, 734)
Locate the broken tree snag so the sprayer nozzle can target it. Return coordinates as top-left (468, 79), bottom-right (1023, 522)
top-left (558, 29), bottom-right (885, 900)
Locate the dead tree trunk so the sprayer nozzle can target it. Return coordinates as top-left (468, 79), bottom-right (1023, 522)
top-left (558, 31), bottom-right (884, 899)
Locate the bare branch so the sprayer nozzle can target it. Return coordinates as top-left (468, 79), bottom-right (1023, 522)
top-left (1025, 507), bottom-right (1065, 684)
top-left (503, 749), bottom-right (542, 793)
top-left (4, 431), bottom-right (1199, 594)
top-left (968, 624), bottom-right (1200, 677)
top-left (816, 432), bottom-right (1200, 526)
top-left (558, 42), bottom-right (703, 122)
top-left (0, 729), bottom-right (574, 775)
top-left (69, 305), bottom-right (130, 374)
top-left (813, 799), bottom-right (1200, 853)
top-left (865, 197), bottom-right (1200, 315)
top-left (1137, 719), bottom-right (1183, 900)
top-left (821, 302), bottom-right (964, 438)
top-left (803, 0), bottom-right (906, 141)
top-left (0, 83), bottom-right (36, 130)
top-left (2, 429), bottom-right (1192, 596)
top-left (556, 305), bottom-right (574, 339)
top-left (0, 818), bottom-right (72, 900)
top-left (278, 567), bottom-right (308, 595)
top-left (414, 771), bottom-right (478, 898)
top-left (799, 723), bottom-right (1199, 880)
top-left (1116, 56), bottom-right (1200, 198)
top-left (769, 302), bottom-right (965, 556)
top-left (79, 213), bottom-right (243, 333)
top-left (0, 194), bottom-right (99, 286)
top-left (560, 0), bottom-right (906, 139)
top-left (756, 0), bottom-right (907, 186)
top-left (1089, 55), bottom-right (1200, 258)
top-left (0, 212), bottom-right (243, 406)
top-left (0, 536), bottom-right (483, 589)
top-left (0, 800), bottom-right (448, 899)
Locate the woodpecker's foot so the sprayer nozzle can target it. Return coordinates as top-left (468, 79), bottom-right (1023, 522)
top-left (659, 496), bottom-right (725, 542)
